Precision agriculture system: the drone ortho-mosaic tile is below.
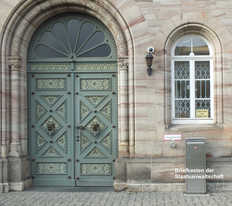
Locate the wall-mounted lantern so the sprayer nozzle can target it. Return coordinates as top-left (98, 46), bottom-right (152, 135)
top-left (145, 47), bottom-right (155, 76)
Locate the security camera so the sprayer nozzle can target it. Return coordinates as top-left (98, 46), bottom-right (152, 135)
top-left (147, 47), bottom-right (154, 53)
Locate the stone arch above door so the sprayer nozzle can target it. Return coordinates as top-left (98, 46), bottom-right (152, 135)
top-left (0, 0), bottom-right (135, 192)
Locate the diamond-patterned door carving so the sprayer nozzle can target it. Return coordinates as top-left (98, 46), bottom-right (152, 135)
top-left (75, 73), bottom-right (117, 186)
top-left (29, 72), bottom-right (117, 187)
top-left (29, 73), bottom-right (75, 186)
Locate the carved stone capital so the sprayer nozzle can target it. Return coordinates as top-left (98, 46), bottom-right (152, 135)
top-left (118, 57), bottom-right (129, 71)
top-left (8, 142), bottom-right (21, 157)
top-left (8, 56), bottom-right (22, 71)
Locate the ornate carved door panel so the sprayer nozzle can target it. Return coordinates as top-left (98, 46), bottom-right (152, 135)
top-left (29, 73), bottom-right (75, 186)
top-left (75, 74), bottom-right (117, 186)
top-left (29, 73), bottom-right (117, 186)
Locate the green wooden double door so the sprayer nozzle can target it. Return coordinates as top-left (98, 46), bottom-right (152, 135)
top-left (29, 72), bottom-right (117, 186)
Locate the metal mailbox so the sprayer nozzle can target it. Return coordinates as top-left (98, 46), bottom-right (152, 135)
top-left (185, 138), bottom-right (206, 194)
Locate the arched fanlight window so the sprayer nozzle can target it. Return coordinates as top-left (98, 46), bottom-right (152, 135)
top-left (171, 35), bottom-right (214, 124)
top-left (28, 14), bottom-right (117, 61)
top-left (174, 35), bottom-right (210, 56)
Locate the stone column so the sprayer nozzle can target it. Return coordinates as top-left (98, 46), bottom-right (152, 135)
top-left (7, 56), bottom-right (25, 191)
top-left (114, 57), bottom-right (129, 187)
top-left (0, 57), bottom-right (10, 193)
top-left (118, 57), bottom-right (129, 156)
top-left (128, 56), bottom-right (135, 157)
top-left (1, 64), bottom-right (10, 158)
top-left (8, 57), bottom-right (22, 157)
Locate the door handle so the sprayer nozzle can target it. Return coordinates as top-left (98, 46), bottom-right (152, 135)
top-left (77, 125), bottom-right (85, 142)
top-left (77, 126), bottom-right (85, 130)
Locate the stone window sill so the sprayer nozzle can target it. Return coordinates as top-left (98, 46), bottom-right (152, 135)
top-left (165, 123), bottom-right (223, 132)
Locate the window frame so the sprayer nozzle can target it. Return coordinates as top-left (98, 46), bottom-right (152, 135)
top-left (171, 35), bottom-right (214, 124)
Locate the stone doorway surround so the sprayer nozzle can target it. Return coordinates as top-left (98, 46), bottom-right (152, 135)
top-left (0, 0), bottom-right (134, 192)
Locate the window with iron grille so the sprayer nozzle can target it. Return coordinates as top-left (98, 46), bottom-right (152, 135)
top-left (171, 35), bottom-right (214, 124)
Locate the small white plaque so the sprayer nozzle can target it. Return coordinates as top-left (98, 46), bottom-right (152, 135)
top-left (164, 134), bottom-right (182, 141)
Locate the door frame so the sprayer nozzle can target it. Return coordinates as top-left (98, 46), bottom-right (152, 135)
top-left (0, 0), bottom-right (135, 191)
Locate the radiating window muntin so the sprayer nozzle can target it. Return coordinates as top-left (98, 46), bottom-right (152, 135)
top-left (172, 35), bottom-right (214, 123)
top-left (28, 14), bottom-right (117, 62)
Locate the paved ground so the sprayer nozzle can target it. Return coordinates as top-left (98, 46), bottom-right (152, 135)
top-left (1, 191), bottom-right (232, 206)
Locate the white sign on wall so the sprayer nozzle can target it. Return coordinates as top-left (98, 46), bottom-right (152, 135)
top-left (164, 134), bottom-right (182, 141)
